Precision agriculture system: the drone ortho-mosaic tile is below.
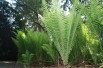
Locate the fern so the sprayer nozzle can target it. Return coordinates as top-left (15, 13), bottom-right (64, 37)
top-left (42, 0), bottom-right (82, 65)
top-left (12, 29), bottom-right (49, 65)
top-left (17, 50), bottom-right (34, 68)
top-left (42, 44), bottom-right (57, 63)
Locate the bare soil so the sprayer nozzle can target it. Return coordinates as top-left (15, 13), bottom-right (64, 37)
top-left (0, 61), bottom-right (99, 68)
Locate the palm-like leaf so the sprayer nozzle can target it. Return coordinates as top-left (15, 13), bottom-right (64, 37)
top-left (42, 0), bottom-right (82, 65)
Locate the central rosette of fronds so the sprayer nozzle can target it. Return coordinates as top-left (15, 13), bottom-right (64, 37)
top-left (42, 0), bottom-right (82, 65)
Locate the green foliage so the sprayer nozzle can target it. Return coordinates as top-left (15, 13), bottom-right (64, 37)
top-left (81, 0), bottom-right (103, 64)
top-left (17, 50), bottom-right (34, 68)
top-left (69, 0), bottom-right (103, 65)
top-left (42, 0), bottom-right (83, 65)
top-left (42, 44), bottom-right (57, 63)
top-left (12, 0), bottom-right (103, 66)
top-left (12, 30), bottom-right (26, 55)
top-left (12, 29), bottom-right (49, 65)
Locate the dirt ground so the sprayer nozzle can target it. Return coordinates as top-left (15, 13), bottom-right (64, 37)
top-left (0, 61), bottom-right (23, 68)
top-left (0, 61), bottom-right (99, 68)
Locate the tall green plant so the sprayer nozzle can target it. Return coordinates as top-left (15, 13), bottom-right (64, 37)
top-left (81, 0), bottom-right (103, 64)
top-left (42, 0), bottom-right (82, 65)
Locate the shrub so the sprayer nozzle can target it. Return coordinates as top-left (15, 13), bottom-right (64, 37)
top-left (12, 29), bottom-right (50, 65)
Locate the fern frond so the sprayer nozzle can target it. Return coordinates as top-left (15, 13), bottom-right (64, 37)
top-left (43, 0), bottom-right (82, 65)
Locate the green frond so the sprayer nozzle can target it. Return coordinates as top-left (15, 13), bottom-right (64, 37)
top-left (43, 0), bottom-right (83, 65)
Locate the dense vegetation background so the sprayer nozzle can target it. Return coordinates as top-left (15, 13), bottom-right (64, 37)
top-left (0, 0), bottom-right (103, 67)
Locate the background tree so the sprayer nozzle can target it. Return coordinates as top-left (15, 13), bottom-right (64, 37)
top-left (14, 0), bottom-right (45, 31)
top-left (0, 0), bottom-right (18, 60)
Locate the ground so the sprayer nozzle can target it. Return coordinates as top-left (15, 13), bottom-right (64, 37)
top-left (0, 61), bottom-right (22, 68)
top-left (0, 61), bottom-right (98, 68)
